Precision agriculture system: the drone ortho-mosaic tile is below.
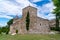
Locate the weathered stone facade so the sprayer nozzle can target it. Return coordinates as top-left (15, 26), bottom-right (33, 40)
top-left (9, 6), bottom-right (50, 34)
top-left (49, 19), bottom-right (60, 27)
top-left (49, 19), bottom-right (56, 27)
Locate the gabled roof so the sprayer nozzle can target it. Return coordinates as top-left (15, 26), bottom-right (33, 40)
top-left (22, 6), bottom-right (37, 10)
top-left (13, 15), bottom-right (19, 20)
top-left (37, 17), bottom-right (49, 21)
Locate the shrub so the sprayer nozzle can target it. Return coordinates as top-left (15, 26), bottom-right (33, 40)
top-left (16, 30), bottom-right (18, 33)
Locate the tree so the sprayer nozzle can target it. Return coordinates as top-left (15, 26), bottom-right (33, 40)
top-left (0, 27), bottom-right (2, 34)
top-left (1, 26), bottom-right (9, 34)
top-left (7, 19), bottom-right (13, 34)
top-left (52, 0), bottom-right (60, 31)
top-left (7, 19), bottom-right (13, 26)
top-left (26, 11), bottom-right (30, 31)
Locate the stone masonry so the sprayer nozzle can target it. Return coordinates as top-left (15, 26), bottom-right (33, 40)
top-left (9, 6), bottom-right (50, 34)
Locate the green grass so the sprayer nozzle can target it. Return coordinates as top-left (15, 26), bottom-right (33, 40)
top-left (0, 34), bottom-right (60, 40)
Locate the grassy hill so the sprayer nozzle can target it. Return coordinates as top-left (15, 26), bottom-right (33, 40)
top-left (0, 34), bottom-right (60, 40)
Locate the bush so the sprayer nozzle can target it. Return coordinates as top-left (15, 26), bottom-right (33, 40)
top-left (16, 30), bottom-right (18, 33)
top-left (0, 27), bottom-right (2, 34)
top-left (50, 27), bottom-right (56, 30)
top-left (0, 30), bottom-right (1, 34)
top-left (0, 26), bottom-right (10, 34)
top-left (50, 27), bottom-right (60, 31)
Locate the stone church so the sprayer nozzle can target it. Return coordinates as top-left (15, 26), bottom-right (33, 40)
top-left (9, 6), bottom-right (50, 34)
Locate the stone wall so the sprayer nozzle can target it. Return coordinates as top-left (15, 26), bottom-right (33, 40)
top-left (49, 19), bottom-right (56, 27)
top-left (9, 6), bottom-right (50, 34)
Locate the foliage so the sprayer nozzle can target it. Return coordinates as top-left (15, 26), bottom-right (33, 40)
top-left (52, 0), bottom-right (60, 31)
top-left (0, 27), bottom-right (2, 34)
top-left (50, 27), bottom-right (56, 30)
top-left (7, 19), bottom-right (13, 26)
top-left (50, 27), bottom-right (60, 31)
top-left (1, 26), bottom-right (9, 34)
top-left (26, 11), bottom-right (30, 31)
top-left (53, 0), bottom-right (60, 7)
top-left (16, 30), bottom-right (18, 33)
top-left (6, 19), bottom-right (13, 34)
top-left (0, 19), bottom-right (13, 34)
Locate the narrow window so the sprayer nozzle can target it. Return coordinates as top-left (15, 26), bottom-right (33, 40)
top-left (40, 23), bottom-right (41, 26)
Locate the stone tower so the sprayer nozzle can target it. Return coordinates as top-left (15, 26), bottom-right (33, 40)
top-left (22, 6), bottom-right (37, 33)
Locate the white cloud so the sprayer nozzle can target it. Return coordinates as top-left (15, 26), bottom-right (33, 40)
top-left (30, 0), bottom-right (42, 2)
top-left (0, 23), bottom-right (4, 27)
top-left (0, 0), bottom-right (56, 26)
top-left (15, 0), bottom-right (37, 7)
top-left (0, 0), bottom-right (37, 26)
top-left (0, 23), bottom-right (7, 27)
top-left (0, 1), bottom-right (22, 15)
top-left (0, 0), bottom-right (36, 26)
top-left (46, 13), bottom-right (55, 20)
top-left (0, 0), bottom-right (37, 16)
top-left (0, 15), bottom-right (13, 19)
top-left (37, 2), bottom-right (55, 20)
top-left (44, 2), bottom-right (56, 12)
top-left (0, 0), bottom-right (55, 20)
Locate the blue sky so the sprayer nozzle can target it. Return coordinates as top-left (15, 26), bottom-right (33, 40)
top-left (0, 0), bottom-right (56, 26)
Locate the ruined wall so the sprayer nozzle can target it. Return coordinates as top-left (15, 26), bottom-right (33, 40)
top-left (9, 6), bottom-right (50, 34)
top-left (36, 17), bottom-right (50, 34)
top-left (49, 19), bottom-right (56, 27)
top-left (9, 18), bottom-right (27, 34)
